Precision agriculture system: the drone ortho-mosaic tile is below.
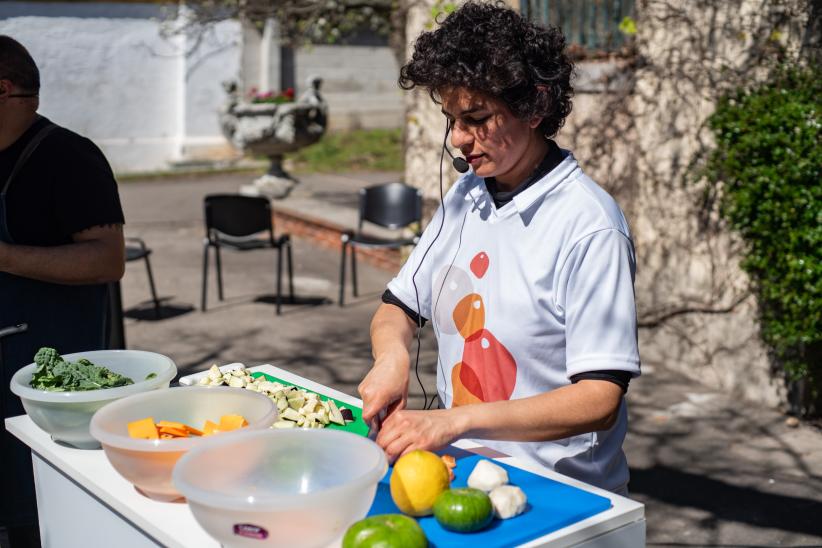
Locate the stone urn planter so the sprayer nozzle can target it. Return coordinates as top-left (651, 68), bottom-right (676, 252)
top-left (220, 76), bottom-right (328, 199)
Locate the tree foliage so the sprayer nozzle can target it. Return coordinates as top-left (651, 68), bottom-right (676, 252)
top-left (177, 0), bottom-right (394, 45)
top-left (702, 64), bottom-right (821, 403)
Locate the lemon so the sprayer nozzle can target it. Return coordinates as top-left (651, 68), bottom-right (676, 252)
top-left (390, 450), bottom-right (451, 516)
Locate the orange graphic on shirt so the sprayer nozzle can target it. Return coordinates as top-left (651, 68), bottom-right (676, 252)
top-left (449, 252), bottom-right (517, 406)
top-left (453, 293), bottom-right (485, 339)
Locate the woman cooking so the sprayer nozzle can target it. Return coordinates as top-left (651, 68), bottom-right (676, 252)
top-left (358, 1), bottom-right (640, 495)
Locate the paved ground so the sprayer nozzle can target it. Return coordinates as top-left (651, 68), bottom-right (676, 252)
top-left (118, 171), bottom-right (822, 547)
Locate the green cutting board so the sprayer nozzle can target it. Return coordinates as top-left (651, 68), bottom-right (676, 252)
top-left (251, 372), bottom-right (369, 436)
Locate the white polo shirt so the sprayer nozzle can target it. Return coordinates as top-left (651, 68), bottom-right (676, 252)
top-left (387, 152), bottom-right (641, 492)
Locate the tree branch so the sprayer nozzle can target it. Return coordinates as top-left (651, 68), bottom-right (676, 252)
top-left (638, 291), bottom-right (752, 329)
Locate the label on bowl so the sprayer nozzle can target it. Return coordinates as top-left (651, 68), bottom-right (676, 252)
top-left (233, 524), bottom-right (269, 540)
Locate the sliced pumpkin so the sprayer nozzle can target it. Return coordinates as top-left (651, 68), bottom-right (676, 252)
top-left (202, 420), bottom-right (220, 436)
top-left (157, 426), bottom-right (189, 438)
top-left (128, 417), bottom-right (159, 440)
top-left (218, 414), bottom-right (248, 431)
top-left (184, 424), bottom-right (204, 436)
top-left (156, 420), bottom-right (187, 430)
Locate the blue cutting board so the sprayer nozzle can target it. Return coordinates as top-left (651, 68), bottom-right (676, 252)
top-left (367, 450), bottom-right (612, 547)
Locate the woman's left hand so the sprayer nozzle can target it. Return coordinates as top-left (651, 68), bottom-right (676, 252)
top-left (375, 408), bottom-right (467, 463)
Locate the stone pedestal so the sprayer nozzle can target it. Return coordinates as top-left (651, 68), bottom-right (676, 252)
top-left (220, 77), bottom-right (328, 199)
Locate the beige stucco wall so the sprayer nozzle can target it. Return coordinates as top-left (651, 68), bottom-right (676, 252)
top-left (623, 0), bottom-right (809, 407)
top-left (402, 0), bottom-right (813, 408)
top-left (401, 1), bottom-right (463, 198)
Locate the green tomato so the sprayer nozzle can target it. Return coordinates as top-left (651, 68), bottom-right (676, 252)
top-left (342, 514), bottom-right (428, 548)
top-left (433, 488), bottom-right (494, 533)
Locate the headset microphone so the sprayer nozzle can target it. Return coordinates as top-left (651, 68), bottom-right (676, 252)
top-left (444, 145), bottom-right (470, 173)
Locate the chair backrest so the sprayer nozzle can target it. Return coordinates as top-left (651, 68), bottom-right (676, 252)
top-left (359, 182), bottom-right (423, 232)
top-left (204, 194), bottom-right (273, 240)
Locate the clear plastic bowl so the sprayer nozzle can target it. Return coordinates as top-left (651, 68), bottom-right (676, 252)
top-left (9, 349), bottom-right (177, 449)
top-left (90, 386), bottom-right (278, 501)
top-left (173, 429), bottom-right (387, 548)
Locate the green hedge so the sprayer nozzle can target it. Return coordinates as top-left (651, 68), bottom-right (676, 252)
top-left (703, 65), bottom-right (821, 406)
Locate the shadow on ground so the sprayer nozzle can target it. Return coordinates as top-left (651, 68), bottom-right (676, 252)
top-left (630, 465), bottom-right (822, 539)
top-left (124, 299), bottom-right (195, 321)
top-left (254, 294), bottom-right (332, 307)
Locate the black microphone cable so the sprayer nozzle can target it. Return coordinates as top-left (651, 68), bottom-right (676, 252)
top-left (410, 120), bottom-right (467, 410)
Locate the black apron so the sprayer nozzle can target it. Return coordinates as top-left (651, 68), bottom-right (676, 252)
top-left (0, 119), bottom-right (110, 527)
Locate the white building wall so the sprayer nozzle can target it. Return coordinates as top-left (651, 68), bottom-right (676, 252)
top-left (0, 2), bottom-right (403, 173)
top-left (239, 23), bottom-right (404, 132)
top-left (295, 45), bottom-right (403, 131)
top-left (0, 2), bottom-right (241, 173)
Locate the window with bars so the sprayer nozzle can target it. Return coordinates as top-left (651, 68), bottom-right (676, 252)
top-left (520, 0), bottom-right (635, 53)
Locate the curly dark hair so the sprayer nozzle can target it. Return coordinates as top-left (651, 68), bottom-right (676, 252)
top-left (399, 1), bottom-right (574, 138)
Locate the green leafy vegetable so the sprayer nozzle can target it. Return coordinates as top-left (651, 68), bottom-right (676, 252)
top-left (30, 347), bottom-right (134, 392)
top-left (145, 372), bottom-right (157, 380)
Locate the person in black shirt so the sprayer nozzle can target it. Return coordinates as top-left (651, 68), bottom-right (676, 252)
top-left (0, 36), bottom-right (125, 546)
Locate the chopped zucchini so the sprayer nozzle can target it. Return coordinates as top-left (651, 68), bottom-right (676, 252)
top-left (327, 400), bottom-right (345, 426)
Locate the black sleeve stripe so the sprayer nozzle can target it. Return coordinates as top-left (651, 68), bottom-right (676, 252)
top-left (569, 370), bottom-right (632, 394)
top-left (382, 289), bottom-right (428, 327)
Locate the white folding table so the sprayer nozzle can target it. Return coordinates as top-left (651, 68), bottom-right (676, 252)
top-left (6, 364), bottom-right (645, 547)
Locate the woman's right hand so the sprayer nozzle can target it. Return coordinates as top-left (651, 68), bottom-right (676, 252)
top-left (358, 349), bottom-right (410, 427)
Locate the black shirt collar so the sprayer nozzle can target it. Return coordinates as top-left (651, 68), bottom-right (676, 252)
top-left (484, 140), bottom-right (564, 209)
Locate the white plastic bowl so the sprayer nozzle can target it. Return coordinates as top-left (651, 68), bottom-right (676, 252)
top-left (173, 429), bottom-right (387, 548)
top-left (90, 386), bottom-right (277, 501)
top-left (9, 349), bottom-right (177, 448)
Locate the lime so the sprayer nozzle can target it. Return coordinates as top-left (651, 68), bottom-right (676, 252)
top-left (433, 487), bottom-right (494, 533)
top-left (390, 450), bottom-right (451, 516)
top-left (342, 514), bottom-right (428, 548)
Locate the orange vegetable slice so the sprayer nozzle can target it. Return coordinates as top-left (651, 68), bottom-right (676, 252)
top-left (441, 454), bottom-right (457, 481)
top-left (218, 414), bottom-right (248, 431)
top-left (202, 420), bottom-right (220, 436)
top-left (156, 420), bottom-right (187, 430)
top-left (157, 426), bottom-right (188, 438)
top-left (184, 424), bottom-right (204, 436)
top-left (128, 417), bottom-right (159, 439)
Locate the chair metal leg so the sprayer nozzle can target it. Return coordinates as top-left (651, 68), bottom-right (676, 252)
top-left (351, 245), bottom-right (359, 298)
top-left (286, 242), bottom-right (294, 301)
top-left (339, 241), bottom-right (347, 306)
top-left (215, 244), bottom-right (224, 301)
top-left (143, 254), bottom-right (161, 319)
top-left (276, 246), bottom-right (283, 315)
top-left (201, 242), bottom-right (209, 312)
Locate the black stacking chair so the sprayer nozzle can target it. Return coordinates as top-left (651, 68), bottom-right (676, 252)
top-left (339, 182), bottom-right (423, 306)
top-left (124, 237), bottom-right (161, 319)
top-left (201, 194), bottom-right (294, 315)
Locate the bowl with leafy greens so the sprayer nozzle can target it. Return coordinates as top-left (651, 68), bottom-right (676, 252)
top-left (10, 347), bottom-right (177, 448)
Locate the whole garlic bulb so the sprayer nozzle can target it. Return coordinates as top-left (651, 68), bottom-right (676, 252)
top-left (467, 459), bottom-right (509, 492)
top-left (489, 485), bottom-right (527, 519)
